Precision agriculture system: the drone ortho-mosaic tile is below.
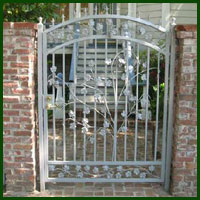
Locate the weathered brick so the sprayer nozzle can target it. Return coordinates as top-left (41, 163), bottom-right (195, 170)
top-left (3, 96), bottom-right (19, 103)
top-left (172, 26), bottom-right (197, 197)
top-left (14, 131), bottom-right (32, 136)
top-left (3, 56), bottom-right (17, 61)
top-left (10, 62), bottom-right (29, 68)
top-left (3, 69), bottom-right (18, 74)
top-left (13, 144), bottom-right (32, 150)
top-left (12, 103), bottom-right (33, 110)
top-left (12, 49), bottom-right (31, 54)
top-left (11, 88), bottom-right (30, 95)
top-left (3, 122), bottom-right (20, 129)
top-left (3, 110), bottom-right (19, 116)
top-left (3, 22), bottom-right (36, 193)
top-left (3, 81), bottom-right (19, 88)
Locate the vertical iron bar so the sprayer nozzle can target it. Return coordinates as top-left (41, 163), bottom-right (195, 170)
top-left (134, 44), bottom-right (139, 161)
top-left (52, 53), bottom-right (56, 161)
top-left (73, 42), bottom-right (77, 161)
top-left (154, 53), bottom-right (160, 161)
top-left (43, 32), bottom-right (48, 180)
top-left (113, 42), bottom-right (118, 162)
top-left (94, 39), bottom-right (97, 161)
top-left (161, 31), bottom-right (170, 181)
top-left (83, 41), bottom-right (86, 161)
top-left (62, 47), bottom-right (66, 161)
top-left (124, 41), bottom-right (129, 161)
top-left (164, 25), bottom-right (176, 191)
top-left (144, 47), bottom-right (150, 161)
top-left (104, 38), bottom-right (108, 161)
top-left (38, 20), bottom-right (45, 191)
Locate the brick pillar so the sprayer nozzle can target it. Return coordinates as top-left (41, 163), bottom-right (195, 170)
top-left (3, 22), bottom-right (37, 193)
top-left (171, 25), bottom-right (197, 197)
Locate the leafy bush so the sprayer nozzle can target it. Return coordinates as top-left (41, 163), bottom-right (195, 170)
top-left (3, 3), bottom-right (64, 22)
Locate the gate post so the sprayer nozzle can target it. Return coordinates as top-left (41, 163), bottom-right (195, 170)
top-left (164, 18), bottom-right (176, 192)
top-left (37, 17), bottom-right (45, 191)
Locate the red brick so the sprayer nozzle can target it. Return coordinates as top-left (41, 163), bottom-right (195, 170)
top-left (3, 117), bottom-right (10, 122)
top-left (4, 162), bottom-right (21, 168)
top-left (4, 156), bottom-right (12, 161)
top-left (3, 43), bottom-right (15, 48)
top-left (24, 124), bottom-right (33, 130)
top-left (10, 62), bottom-right (29, 68)
top-left (3, 69), bottom-right (18, 74)
top-left (13, 117), bottom-right (32, 123)
top-left (3, 22), bottom-right (13, 29)
top-left (14, 131), bottom-right (32, 136)
top-left (3, 122), bottom-right (20, 129)
top-left (21, 81), bottom-right (29, 87)
top-left (12, 49), bottom-right (31, 54)
top-left (115, 192), bottom-right (134, 196)
top-left (3, 130), bottom-right (11, 135)
top-left (182, 59), bottom-right (192, 66)
top-left (12, 88), bottom-right (30, 95)
top-left (10, 75), bottom-right (29, 81)
top-left (15, 168), bottom-right (34, 175)
top-left (185, 162), bottom-right (197, 169)
top-left (177, 31), bottom-right (193, 39)
top-left (13, 144), bottom-right (32, 150)
top-left (4, 137), bottom-right (20, 143)
top-left (4, 56), bottom-right (17, 61)
top-left (3, 62), bottom-right (8, 67)
top-left (16, 37), bottom-right (30, 42)
top-left (193, 32), bottom-right (197, 39)
top-left (12, 103), bottom-right (32, 109)
top-left (20, 42), bottom-right (34, 48)
top-left (4, 144), bottom-right (11, 149)
top-left (3, 81), bottom-right (18, 88)
top-left (3, 110), bottom-right (19, 116)
top-left (188, 139), bottom-right (196, 145)
top-left (3, 96), bottom-right (19, 103)
top-left (175, 156), bottom-right (194, 162)
top-left (3, 75), bottom-right (9, 80)
top-left (13, 22), bottom-right (37, 30)
top-left (21, 111), bottom-right (33, 116)
top-left (15, 157), bottom-right (33, 162)
top-left (176, 25), bottom-right (197, 32)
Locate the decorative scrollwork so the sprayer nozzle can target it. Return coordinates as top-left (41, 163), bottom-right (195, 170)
top-left (48, 164), bottom-right (159, 179)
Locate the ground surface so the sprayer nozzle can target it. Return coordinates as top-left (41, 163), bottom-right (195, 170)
top-left (4, 182), bottom-right (171, 197)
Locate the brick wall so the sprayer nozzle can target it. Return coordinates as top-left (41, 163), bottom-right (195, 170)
top-left (171, 25), bottom-right (197, 197)
top-left (3, 22), bottom-right (197, 196)
top-left (3, 22), bottom-right (37, 192)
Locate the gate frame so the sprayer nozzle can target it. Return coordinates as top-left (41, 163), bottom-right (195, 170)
top-left (37, 14), bottom-right (176, 192)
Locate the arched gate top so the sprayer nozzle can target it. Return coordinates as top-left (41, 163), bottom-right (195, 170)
top-left (44, 14), bottom-right (167, 34)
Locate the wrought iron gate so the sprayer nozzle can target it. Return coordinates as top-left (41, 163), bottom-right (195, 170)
top-left (38, 12), bottom-right (175, 190)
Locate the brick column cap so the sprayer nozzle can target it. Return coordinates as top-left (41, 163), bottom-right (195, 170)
top-left (3, 22), bottom-right (38, 30)
top-left (175, 25), bottom-right (197, 32)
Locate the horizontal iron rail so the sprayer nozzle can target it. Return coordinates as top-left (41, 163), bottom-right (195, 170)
top-left (47, 35), bottom-right (166, 55)
top-left (44, 14), bottom-right (166, 34)
top-left (46, 177), bottom-right (163, 183)
top-left (48, 161), bottom-right (162, 165)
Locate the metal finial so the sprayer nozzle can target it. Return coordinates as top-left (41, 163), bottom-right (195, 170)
top-left (105, 5), bottom-right (109, 14)
top-left (62, 14), bottom-right (65, 23)
top-left (95, 5), bottom-right (98, 15)
top-left (84, 8), bottom-right (87, 16)
top-left (38, 17), bottom-right (43, 24)
top-left (171, 17), bottom-right (176, 26)
top-left (52, 18), bottom-right (55, 26)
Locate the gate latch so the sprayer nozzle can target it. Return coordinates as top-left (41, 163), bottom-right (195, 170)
top-left (43, 95), bottom-right (55, 110)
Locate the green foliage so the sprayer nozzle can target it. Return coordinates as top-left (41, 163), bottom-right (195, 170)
top-left (132, 46), bottom-right (165, 120)
top-left (3, 3), bottom-right (64, 22)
